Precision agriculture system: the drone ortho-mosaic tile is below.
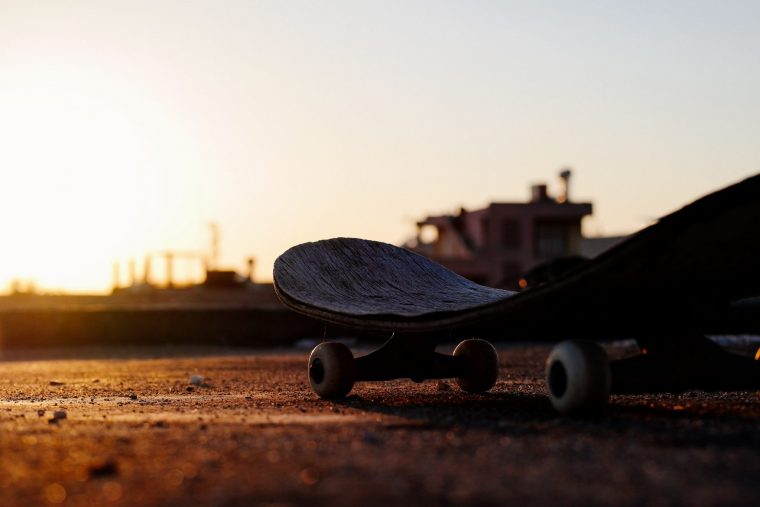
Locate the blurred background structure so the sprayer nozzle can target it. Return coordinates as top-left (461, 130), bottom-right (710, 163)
top-left (409, 169), bottom-right (627, 289)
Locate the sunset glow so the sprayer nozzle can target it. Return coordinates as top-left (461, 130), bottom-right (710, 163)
top-left (1, 0), bottom-right (759, 293)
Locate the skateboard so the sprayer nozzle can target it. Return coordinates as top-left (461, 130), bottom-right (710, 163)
top-left (274, 173), bottom-right (760, 414)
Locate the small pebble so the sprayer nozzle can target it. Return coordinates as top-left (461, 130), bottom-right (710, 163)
top-left (89, 461), bottom-right (118, 478)
top-left (48, 410), bottom-right (67, 424)
top-left (190, 375), bottom-right (204, 386)
top-left (129, 394), bottom-right (138, 401)
top-left (49, 381), bottom-right (65, 386)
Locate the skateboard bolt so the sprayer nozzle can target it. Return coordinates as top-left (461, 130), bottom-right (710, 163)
top-left (309, 358), bottom-right (325, 384)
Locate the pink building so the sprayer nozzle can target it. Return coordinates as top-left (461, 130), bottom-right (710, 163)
top-left (410, 172), bottom-right (592, 289)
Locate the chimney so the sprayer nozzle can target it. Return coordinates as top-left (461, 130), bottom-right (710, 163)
top-left (558, 168), bottom-right (572, 203)
top-left (531, 184), bottom-right (550, 203)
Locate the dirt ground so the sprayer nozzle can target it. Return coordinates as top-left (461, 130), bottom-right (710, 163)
top-left (1, 343), bottom-right (758, 507)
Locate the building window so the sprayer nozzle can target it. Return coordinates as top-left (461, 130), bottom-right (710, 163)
top-left (535, 224), bottom-right (569, 258)
top-left (502, 262), bottom-right (522, 278)
top-left (481, 218), bottom-right (490, 246)
top-left (501, 220), bottom-right (520, 248)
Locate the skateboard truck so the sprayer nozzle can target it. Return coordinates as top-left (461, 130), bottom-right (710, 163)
top-left (307, 333), bottom-right (500, 398)
top-left (308, 334), bottom-right (760, 414)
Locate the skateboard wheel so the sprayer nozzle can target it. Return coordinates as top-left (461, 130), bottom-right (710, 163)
top-left (545, 340), bottom-right (611, 415)
top-left (308, 342), bottom-right (356, 399)
top-left (453, 339), bottom-right (500, 393)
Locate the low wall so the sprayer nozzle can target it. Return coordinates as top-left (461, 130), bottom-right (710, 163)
top-left (0, 308), bottom-right (322, 349)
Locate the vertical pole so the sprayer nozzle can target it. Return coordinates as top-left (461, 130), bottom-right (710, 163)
top-left (143, 256), bottom-right (151, 286)
top-left (208, 223), bottom-right (219, 272)
top-left (112, 261), bottom-right (120, 291)
top-left (129, 258), bottom-right (136, 287)
top-left (166, 252), bottom-right (174, 289)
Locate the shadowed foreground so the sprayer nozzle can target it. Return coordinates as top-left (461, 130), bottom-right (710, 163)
top-left (1, 344), bottom-right (759, 506)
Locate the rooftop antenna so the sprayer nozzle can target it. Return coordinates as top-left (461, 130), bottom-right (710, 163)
top-left (558, 168), bottom-right (572, 204)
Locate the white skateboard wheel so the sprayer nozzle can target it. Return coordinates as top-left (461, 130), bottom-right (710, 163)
top-left (453, 339), bottom-right (500, 393)
top-left (308, 342), bottom-right (356, 398)
top-left (545, 340), bottom-right (611, 415)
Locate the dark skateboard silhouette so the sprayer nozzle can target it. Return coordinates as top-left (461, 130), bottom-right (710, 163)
top-left (274, 174), bottom-right (760, 414)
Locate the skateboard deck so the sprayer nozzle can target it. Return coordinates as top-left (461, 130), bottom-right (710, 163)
top-left (274, 173), bottom-right (760, 338)
top-left (274, 173), bottom-right (760, 411)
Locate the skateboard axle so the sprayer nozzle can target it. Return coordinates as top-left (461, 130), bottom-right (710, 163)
top-left (306, 335), bottom-right (500, 399)
top-left (353, 334), bottom-right (467, 382)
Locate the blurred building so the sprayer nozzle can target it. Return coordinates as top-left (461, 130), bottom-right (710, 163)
top-left (409, 171), bottom-right (601, 289)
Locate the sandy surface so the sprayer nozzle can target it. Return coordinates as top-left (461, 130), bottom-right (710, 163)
top-left (1, 344), bottom-right (759, 507)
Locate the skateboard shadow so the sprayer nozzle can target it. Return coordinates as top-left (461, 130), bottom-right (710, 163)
top-left (330, 388), bottom-right (760, 447)
top-left (334, 389), bottom-right (564, 429)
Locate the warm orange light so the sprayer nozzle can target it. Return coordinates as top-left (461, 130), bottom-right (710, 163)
top-left (518, 278), bottom-right (528, 290)
top-left (755, 347), bottom-right (760, 361)
top-left (0, 69), bottom-right (213, 293)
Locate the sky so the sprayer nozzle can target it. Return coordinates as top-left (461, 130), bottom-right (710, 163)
top-left (1, 0), bottom-right (759, 293)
